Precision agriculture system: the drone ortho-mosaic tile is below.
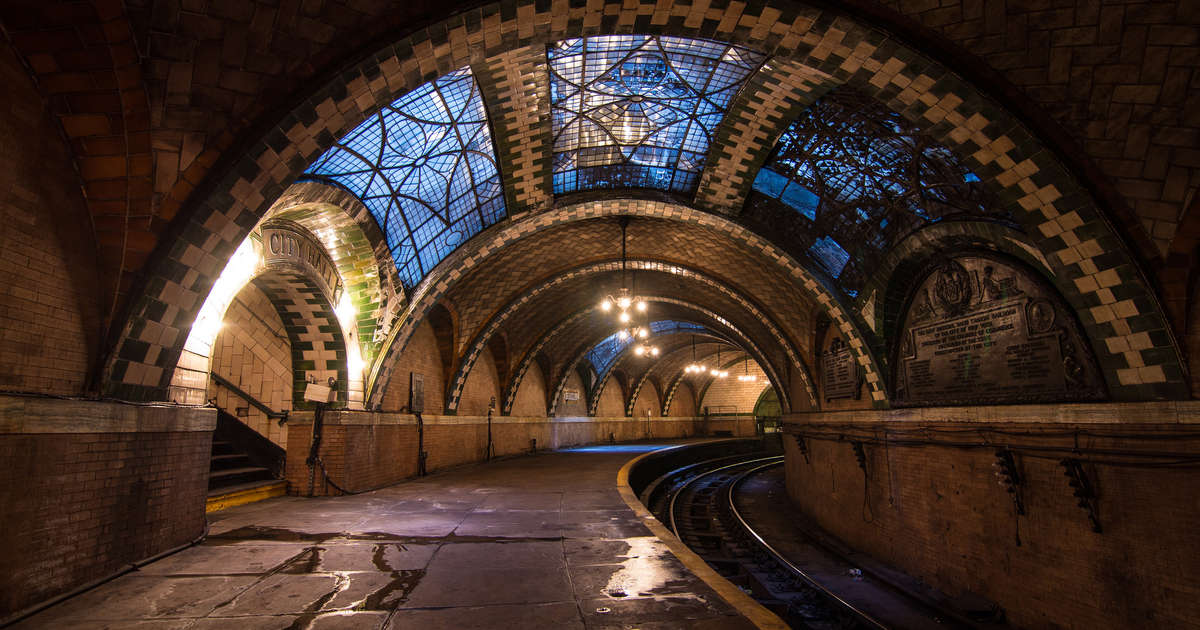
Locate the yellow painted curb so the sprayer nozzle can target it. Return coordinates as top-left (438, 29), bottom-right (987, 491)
top-left (206, 481), bottom-right (286, 513)
top-left (616, 442), bottom-right (791, 630)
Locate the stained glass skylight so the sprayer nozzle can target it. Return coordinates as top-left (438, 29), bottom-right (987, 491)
top-left (747, 87), bottom-right (1013, 297)
top-left (549, 35), bottom-right (764, 195)
top-left (304, 67), bottom-right (505, 289)
top-left (586, 320), bottom-right (707, 374)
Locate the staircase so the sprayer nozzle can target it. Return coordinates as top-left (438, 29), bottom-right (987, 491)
top-left (206, 409), bottom-right (287, 512)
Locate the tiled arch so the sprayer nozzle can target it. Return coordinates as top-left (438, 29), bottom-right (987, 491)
top-left (103, 0), bottom-right (1183, 404)
top-left (251, 269), bottom-right (351, 409)
top-left (442, 258), bottom-right (813, 414)
top-left (265, 181), bottom-right (404, 360)
top-left (624, 337), bottom-right (738, 418)
top-left (545, 297), bottom-right (793, 416)
top-left (371, 199), bottom-right (871, 409)
top-left (589, 333), bottom-right (737, 418)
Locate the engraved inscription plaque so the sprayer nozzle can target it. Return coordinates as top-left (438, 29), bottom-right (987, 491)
top-left (822, 338), bottom-right (859, 401)
top-left (894, 256), bottom-right (1105, 406)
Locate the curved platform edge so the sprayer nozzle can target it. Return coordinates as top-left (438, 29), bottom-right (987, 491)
top-left (616, 440), bottom-right (791, 630)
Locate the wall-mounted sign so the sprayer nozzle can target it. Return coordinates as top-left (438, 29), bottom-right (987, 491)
top-left (821, 337), bottom-right (859, 401)
top-left (262, 224), bottom-right (343, 303)
top-left (564, 389), bottom-right (581, 401)
top-left (894, 256), bottom-right (1105, 406)
top-left (410, 372), bottom-right (425, 413)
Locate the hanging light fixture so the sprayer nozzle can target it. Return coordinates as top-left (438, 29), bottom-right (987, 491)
top-left (738, 357), bottom-right (757, 382)
top-left (599, 216), bottom-right (647, 319)
top-left (709, 347), bottom-right (729, 378)
top-left (685, 336), bottom-right (706, 374)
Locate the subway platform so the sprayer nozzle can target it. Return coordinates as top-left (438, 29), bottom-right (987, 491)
top-left (13, 443), bottom-right (766, 629)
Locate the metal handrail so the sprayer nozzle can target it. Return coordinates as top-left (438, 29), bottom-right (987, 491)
top-left (209, 371), bottom-right (287, 419)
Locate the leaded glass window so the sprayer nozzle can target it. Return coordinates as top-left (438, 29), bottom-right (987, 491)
top-left (747, 87), bottom-right (1013, 297)
top-left (586, 320), bottom-right (707, 374)
top-left (550, 36), bottom-right (764, 195)
top-left (304, 67), bottom-right (506, 289)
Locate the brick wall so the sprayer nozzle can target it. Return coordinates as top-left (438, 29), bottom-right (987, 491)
top-left (595, 378), bottom-right (626, 417)
top-left (556, 371), bottom-right (587, 417)
top-left (670, 381), bottom-right (698, 416)
top-left (630, 380), bottom-right (660, 419)
top-left (783, 407), bottom-right (1200, 630)
top-left (699, 361), bottom-right (771, 414)
top-left (207, 284), bottom-right (292, 446)
top-left (0, 397), bottom-right (214, 620)
top-left (285, 410), bottom-right (757, 496)
top-left (380, 319), bottom-right (445, 413)
top-left (508, 361), bottom-right (547, 416)
top-left (458, 344), bottom-right (500, 416)
top-left (0, 42), bottom-right (102, 396)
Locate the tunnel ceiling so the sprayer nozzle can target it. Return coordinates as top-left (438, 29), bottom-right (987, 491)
top-left (23, 0), bottom-right (1183, 404)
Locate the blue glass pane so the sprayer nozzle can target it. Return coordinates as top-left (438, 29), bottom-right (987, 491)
top-left (747, 88), bottom-right (1009, 296)
top-left (586, 320), bottom-right (707, 374)
top-left (809, 237), bottom-right (850, 276)
top-left (550, 35), bottom-right (764, 195)
top-left (304, 67), bottom-right (506, 288)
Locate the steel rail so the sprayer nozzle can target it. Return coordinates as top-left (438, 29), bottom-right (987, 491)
top-left (666, 455), bottom-right (783, 539)
top-left (726, 460), bottom-right (889, 630)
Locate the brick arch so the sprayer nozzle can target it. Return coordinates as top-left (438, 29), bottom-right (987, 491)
top-left (860, 220), bottom-right (1058, 356)
top-left (711, 66), bottom-right (1185, 398)
top-left (251, 269), bottom-right (349, 409)
top-left (443, 258), bottom-right (813, 414)
top-left (870, 225), bottom-right (1120, 393)
top-left (588, 332), bottom-right (735, 418)
top-left (375, 200), bottom-right (866, 410)
top-left (625, 336), bottom-right (736, 418)
top-left (695, 351), bottom-right (755, 410)
top-left (102, 0), bottom-right (1184, 405)
top-left (2, 1), bottom-right (153, 344)
top-left (265, 180), bottom-right (402, 361)
top-left (545, 298), bottom-right (793, 416)
top-left (1159, 194), bottom-right (1200, 390)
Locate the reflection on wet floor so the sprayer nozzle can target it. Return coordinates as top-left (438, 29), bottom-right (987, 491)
top-left (11, 445), bottom-right (757, 630)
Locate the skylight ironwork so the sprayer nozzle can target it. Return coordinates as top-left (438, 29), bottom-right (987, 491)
top-left (549, 35), bottom-right (764, 195)
top-left (748, 88), bottom-right (1012, 297)
top-left (304, 67), bottom-right (505, 289)
top-left (586, 320), bottom-right (707, 374)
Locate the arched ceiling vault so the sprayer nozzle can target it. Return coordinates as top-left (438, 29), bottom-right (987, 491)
top-left (439, 259), bottom-right (807, 413)
top-left (588, 332), bottom-right (737, 417)
top-left (79, 0), bottom-right (1189, 404)
top-left (541, 298), bottom-right (796, 415)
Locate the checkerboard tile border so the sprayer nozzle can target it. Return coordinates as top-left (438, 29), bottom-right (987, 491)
top-left (105, 0), bottom-right (1183, 405)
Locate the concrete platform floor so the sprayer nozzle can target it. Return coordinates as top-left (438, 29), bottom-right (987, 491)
top-left (14, 443), bottom-right (758, 629)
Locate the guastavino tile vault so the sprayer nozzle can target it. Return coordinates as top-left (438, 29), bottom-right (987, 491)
top-left (0, 0), bottom-right (1197, 628)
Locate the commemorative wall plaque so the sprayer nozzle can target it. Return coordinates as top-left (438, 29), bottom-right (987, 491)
top-left (893, 255), bottom-right (1105, 406)
top-left (822, 337), bottom-right (859, 401)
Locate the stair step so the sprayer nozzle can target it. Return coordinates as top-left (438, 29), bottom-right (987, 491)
top-left (210, 453), bottom-right (250, 470)
top-left (210, 466), bottom-right (270, 479)
top-left (206, 479), bottom-right (287, 513)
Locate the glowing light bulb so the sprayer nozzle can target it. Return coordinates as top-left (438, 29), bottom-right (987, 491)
top-left (617, 296), bottom-right (632, 309)
top-left (618, 329), bottom-right (629, 341)
top-left (634, 346), bottom-right (645, 356)
top-left (619, 312), bottom-right (631, 323)
top-left (651, 347), bottom-right (660, 356)
top-left (600, 298), bottom-right (612, 311)
top-left (639, 328), bottom-right (648, 339)
top-left (636, 300), bottom-right (647, 312)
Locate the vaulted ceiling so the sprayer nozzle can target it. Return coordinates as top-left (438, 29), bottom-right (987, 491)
top-left (3, 0), bottom-right (1195, 407)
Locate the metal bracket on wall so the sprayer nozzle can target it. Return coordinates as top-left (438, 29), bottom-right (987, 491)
top-left (791, 434), bottom-right (810, 464)
top-left (992, 449), bottom-right (1026, 515)
top-left (851, 441), bottom-right (868, 477)
top-left (1060, 458), bottom-right (1101, 533)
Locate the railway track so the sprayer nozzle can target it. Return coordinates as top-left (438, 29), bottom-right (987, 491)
top-left (642, 454), bottom-right (886, 629)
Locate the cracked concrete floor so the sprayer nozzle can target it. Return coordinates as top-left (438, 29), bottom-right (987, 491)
top-left (13, 443), bottom-right (756, 629)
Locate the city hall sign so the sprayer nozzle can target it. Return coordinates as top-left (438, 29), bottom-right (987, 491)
top-left (261, 224), bottom-right (344, 304)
